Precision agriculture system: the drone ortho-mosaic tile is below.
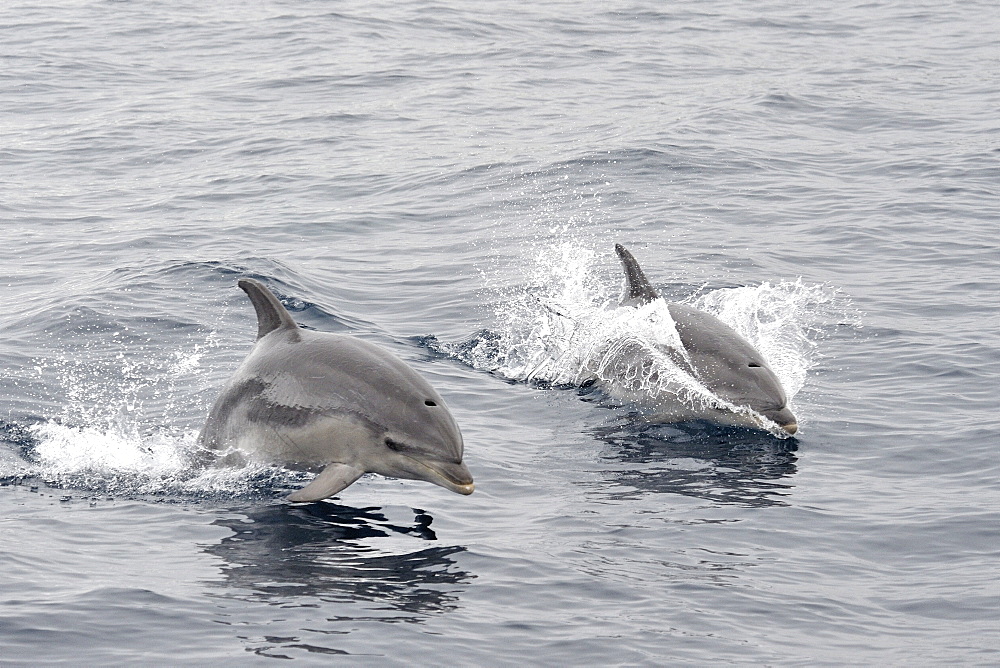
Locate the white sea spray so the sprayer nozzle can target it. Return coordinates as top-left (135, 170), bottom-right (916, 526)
top-left (457, 241), bottom-right (845, 430)
top-left (6, 332), bottom-right (291, 498)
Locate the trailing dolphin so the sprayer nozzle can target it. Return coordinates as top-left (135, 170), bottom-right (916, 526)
top-left (612, 244), bottom-right (797, 434)
top-left (199, 278), bottom-right (474, 501)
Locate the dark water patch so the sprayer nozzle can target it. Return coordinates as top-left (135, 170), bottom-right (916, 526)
top-left (592, 418), bottom-right (798, 507)
top-left (1, 462), bottom-right (297, 506)
top-left (206, 501), bottom-right (471, 618)
top-left (0, 418), bottom-right (39, 463)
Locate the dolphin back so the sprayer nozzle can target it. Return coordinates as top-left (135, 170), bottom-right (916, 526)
top-left (615, 244), bottom-right (659, 305)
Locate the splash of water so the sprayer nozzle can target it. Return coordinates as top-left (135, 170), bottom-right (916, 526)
top-left (691, 280), bottom-right (837, 400)
top-left (454, 241), bottom-right (846, 432)
top-left (4, 335), bottom-right (297, 500)
top-left (11, 418), bottom-right (295, 500)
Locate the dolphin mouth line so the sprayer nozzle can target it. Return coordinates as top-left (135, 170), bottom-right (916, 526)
top-left (741, 409), bottom-right (798, 436)
top-left (764, 417), bottom-right (798, 435)
top-left (400, 453), bottom-right (475, 495)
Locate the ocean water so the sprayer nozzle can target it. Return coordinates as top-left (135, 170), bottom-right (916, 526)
top-left (2, 0), bottom-right (998, 664)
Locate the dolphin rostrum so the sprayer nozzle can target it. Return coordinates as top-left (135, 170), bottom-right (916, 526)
top-left (614, 244), bottom-right (798, 434)
top-left (199, 278), bottom-right (474, 501)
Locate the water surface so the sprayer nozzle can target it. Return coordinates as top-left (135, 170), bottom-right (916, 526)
top-left (2, 1), bottom-right (998, 664)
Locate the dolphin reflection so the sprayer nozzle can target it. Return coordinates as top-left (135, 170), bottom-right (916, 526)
top-left (591, 418), bottom-right (798, 507)
top-left (204, 502), bottom-right (473, 617)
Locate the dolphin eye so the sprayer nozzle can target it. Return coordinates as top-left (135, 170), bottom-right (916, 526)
top-left (384, 437), bottom-right (406, 452)
top-left (748, 362), bottom-right (761, 368)
top-left (424, 400), bottom-right (437, 406)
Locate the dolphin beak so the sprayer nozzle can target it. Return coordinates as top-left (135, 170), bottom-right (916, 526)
top-left (432, 460), bottom-right (475, 495)
top-left (409, 458), bottom-right (475, 495)
top-left (763, 406), bottom-right (798, 436)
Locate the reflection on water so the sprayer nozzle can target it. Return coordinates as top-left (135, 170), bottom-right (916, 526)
top-left (592, 417), bottom-right (798, 507)
top-left (206, 502), bottom-right (473, 621)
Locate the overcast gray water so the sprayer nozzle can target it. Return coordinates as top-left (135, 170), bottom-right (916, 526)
top-left (2, 1), bottom-right (998, 664)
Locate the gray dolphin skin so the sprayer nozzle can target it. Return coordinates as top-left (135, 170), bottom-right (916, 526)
top-left (614, 244), bottom-right (798, 434)
top-left (199, 278), bottom-right (474, 502)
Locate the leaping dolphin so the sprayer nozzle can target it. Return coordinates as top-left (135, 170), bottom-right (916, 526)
top-left (614, 244), bottom-right (798, 434)
top-left (199, 278), bottom-right (474, 501)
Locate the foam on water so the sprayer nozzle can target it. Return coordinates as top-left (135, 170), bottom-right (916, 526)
top-left (4, 338), bottom-right (297, 500)
top-left (691, 280), bottom-right (837, 400)
top-left (455, 241), bottom-right (845, 432)
top-left (11, 419), bottom-right (296, 501)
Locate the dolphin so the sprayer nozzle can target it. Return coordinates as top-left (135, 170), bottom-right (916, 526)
top-left (199, 278), bottom-right (474, 502)
top-left (613, 244), bottom-right (798, 434)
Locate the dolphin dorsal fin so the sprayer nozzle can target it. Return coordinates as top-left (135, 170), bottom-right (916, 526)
top-left (238, 278), bottom-right (300, 341)
top-left (615, 244), bottom-right (659, 305)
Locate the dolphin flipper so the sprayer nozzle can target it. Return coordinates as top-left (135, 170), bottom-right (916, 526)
top-left (238, 278), bottom-right (300, 341)
top-left (287, 463), bottom-right (365, 502)
top-left (615, 244), bottom-right (659, 304)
